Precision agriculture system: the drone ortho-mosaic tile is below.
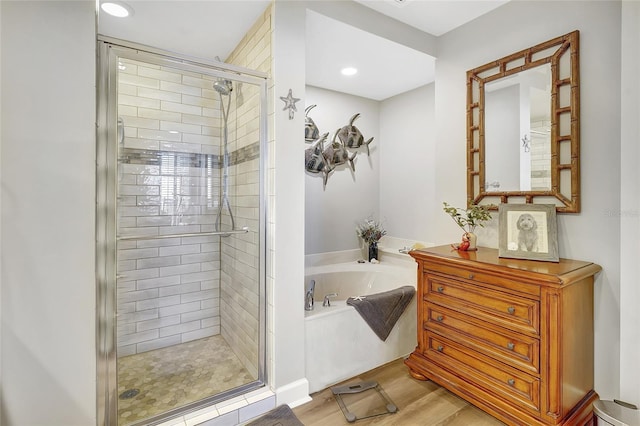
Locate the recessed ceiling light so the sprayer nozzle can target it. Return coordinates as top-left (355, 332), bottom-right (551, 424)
top-left (101, 1), bottom-right (133, 18)
top-left (341, 67), bottom-right (358, 76)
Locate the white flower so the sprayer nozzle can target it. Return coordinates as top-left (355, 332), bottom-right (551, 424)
top-left (356, 218), bottom-right (386, 244)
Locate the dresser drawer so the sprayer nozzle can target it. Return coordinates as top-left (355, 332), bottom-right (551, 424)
top-left (426, 274), bottom-right (540, 336)
top-left (425, 332), bottom-right (540, 414)
top-left (423, 262), bottom-right (541, 298)
top-left (425, 303), bottom-right (540, 375)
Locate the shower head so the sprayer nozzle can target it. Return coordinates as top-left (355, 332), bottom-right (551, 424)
top-left (213, 79), bottom-right (233, 96)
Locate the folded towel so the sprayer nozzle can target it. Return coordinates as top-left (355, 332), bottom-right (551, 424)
top-left (347, 285), bottom-right (415, 341)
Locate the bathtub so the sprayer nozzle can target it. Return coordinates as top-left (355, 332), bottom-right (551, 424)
top-left (304, 260), bottom-right (417, 393)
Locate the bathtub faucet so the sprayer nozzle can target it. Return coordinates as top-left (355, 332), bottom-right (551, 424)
top-left (305, 280), bottom-right (315, 311)
top-left (323, 293), bottom-right (337, 307)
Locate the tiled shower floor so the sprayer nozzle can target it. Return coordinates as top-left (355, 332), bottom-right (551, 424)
top-left (117, 335), bottom-right (255, 425)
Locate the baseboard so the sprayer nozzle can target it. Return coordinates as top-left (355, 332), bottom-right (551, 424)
top-left (275, 378), bottom-right (312, 408)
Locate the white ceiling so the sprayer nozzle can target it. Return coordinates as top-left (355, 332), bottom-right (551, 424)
top-left (98, 0), bottom-right (508, 101)
top-left (98, 1), bottom-right (272, 61)
top-left (305, 9), bottom-right (436, 101)
top-left (353, 0), bottom-right (509, 37)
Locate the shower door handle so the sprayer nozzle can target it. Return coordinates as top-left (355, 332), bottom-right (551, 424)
top-left (117, 227), bottom-right (249, 241)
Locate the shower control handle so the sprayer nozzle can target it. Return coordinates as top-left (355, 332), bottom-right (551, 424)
top-left (323, 293), bottom-right (337, 307)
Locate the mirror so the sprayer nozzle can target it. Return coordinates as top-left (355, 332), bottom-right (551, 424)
top-left (485, 64), bottom-right (551, 191)
top-left (467, 30), bottom-right (580, 212)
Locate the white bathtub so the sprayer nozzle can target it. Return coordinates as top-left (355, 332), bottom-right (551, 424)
top-left (304, 260), bottom-right (417, 393)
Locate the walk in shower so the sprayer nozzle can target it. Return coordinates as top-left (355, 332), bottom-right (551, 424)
top-left (97, 39), bottom-right (267, 426)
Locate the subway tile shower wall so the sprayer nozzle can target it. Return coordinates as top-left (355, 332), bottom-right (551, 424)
top-left (116, 56), bottom-right (261, 371)
top-left (222, 8), bottom-right (271, 380)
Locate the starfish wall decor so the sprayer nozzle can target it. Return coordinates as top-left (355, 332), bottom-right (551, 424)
top-left (280, 88), bottom-right (300, 120)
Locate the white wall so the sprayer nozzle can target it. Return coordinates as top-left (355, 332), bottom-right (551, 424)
top-left (0, 1), bottom-right (96, 424)
top-left (379, 84), bottom-right (435, 243)
top-left (304, 84), bottom-right (437, 255)
top-left (620, 0), bottom-right (640, 407)
top-left (270, 1), bottom-right (310, 406)
top-left (304, 86), bottom-right (380, 255)
top-left (435, 0), bottom-right (622, 401)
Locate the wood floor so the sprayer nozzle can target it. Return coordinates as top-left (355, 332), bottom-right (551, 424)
top-left (292, 358), bottom-right (505, 426)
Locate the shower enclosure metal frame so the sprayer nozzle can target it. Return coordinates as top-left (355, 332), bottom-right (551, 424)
top-left (96, 37), bottom-right (269, 426)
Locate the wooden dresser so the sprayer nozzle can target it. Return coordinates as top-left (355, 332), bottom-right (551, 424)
top-left (405, 246), bottom-right (601, 426)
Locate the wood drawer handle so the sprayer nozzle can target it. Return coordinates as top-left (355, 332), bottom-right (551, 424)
top-left (436, 315), bottom-right (444, 322)
top-left (507, 342), bottom-right (515, 350)
top-left (436, 345), bottom-right (444, 352)
top-left (437, 286), bottom-right (444, 293)
top-left (507, 306), bottom-right (516, 315)
top-left (507, 379), bottom-right (516, 386)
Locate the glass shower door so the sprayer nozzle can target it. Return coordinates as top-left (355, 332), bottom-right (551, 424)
top-left (97, 41), bottom-right (266, 426)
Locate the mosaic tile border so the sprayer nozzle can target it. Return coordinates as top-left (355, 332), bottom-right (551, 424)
top-left (119, 142), bottom-right (260, 168)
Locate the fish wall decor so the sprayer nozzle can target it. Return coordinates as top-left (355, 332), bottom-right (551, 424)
top-left (304, 111), bottom-right (375, 188)
top-left (337, 113), bottom-right (374, 156)
top-left (305, 133), bottom-right (334, 188)
top-left (323, 129), bottom-right (356, 172)
top-left (305, 105), bottom-right (320, 143)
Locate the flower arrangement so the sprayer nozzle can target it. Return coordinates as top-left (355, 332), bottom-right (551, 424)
top-left (443, 202), bottom-right (493, 251)
top-left (356, 218), bottom-right (386, 244)
top-left (443, 202), bottom-right (493, 234)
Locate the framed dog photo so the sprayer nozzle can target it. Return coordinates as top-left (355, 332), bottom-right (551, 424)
top-left (498, 204), bottom-right (559, 262)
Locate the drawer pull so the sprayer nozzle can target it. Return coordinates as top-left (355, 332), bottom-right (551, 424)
top-left (437, 345), bottom-right (444, 352)
top-left (507, 379), bottom-right (516, 386)
top-left (468, 273), bottom-right (475, 279)
top-left (436, 315), bottom-right (444, 322)
top-left (507, 342), bottom-right (515, 350)
top-left (507, 306), bottom-right (516, 315)
top-left (437, 286), bottom-right (444, 293)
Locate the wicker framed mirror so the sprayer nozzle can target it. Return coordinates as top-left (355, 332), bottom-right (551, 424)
top-left (467, 30), bottom-right (580, 213)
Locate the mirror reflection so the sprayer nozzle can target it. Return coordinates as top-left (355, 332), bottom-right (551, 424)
top-left (485, 64), bottom-right (551, 192)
